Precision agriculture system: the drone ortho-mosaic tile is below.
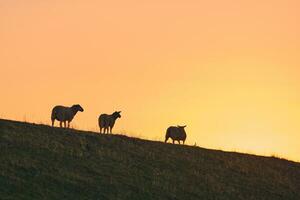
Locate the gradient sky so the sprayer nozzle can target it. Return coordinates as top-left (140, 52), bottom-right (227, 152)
top-left (1, 0), bottom-right (300, 161)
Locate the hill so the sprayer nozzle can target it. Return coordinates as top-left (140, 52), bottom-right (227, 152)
top-left (0, 119), bottom-right (299, 200)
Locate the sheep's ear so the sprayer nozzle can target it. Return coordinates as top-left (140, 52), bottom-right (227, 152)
top-left (183, 125), bottom-right (187, 128)
top-left (118, 111), bottom-right (122, 113)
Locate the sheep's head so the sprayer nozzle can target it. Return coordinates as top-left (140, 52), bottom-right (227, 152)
top-left (177, 125), bottom-right (187, 129)
top-left (113, 111), bottom-right (122, 118)
top-left (72, 104), bottom-right (84, 112)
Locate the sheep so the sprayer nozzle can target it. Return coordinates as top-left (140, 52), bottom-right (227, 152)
top-left (165, 125), bottom-right (187, 144)
top-left (98, 111), bottom-right (121, 134)
top-left (51, 104), bottom-right (84, 128)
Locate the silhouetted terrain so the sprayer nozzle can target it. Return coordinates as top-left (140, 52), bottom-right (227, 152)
top-left (0, 119), bottom-right (299, 200)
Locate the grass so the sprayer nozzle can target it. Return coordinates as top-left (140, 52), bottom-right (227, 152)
top-left (0, 119), bottom-right (300, 200)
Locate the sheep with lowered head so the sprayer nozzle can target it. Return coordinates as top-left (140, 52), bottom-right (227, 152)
top-left (51, 104), bottom-right (84, 128)
top-left (165, 125), bottom-right (187, 144)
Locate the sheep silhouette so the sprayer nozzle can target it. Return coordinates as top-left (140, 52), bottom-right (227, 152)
top-left (98, 111), bottom-right (121, 134)
top-left (51, 104), bottom-right (84, 128)
top-left (165, 125), bottom-right (187, 144)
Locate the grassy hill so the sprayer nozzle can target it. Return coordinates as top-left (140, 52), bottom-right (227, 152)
top-left (0, 119), bottom-right (299, 200)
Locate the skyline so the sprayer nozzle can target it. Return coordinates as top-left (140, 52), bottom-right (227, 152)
top-left (1, 0), bottom-right (300, 161)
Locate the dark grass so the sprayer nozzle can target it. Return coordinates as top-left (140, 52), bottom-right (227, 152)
top-left (0, 119), bottom-right (300, 200)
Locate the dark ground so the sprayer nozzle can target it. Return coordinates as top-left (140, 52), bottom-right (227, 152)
top-left (0, 119), bottom-right (299, 200)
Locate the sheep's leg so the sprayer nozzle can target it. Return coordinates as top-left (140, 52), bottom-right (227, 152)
top-left (67, 121), bottom-right (70, 128)
top-left (60, 121), bottom-right (62, 128)
top-left (99, 127), bottom-right (102, 134)
top-left (178, 140), bottom-right (181, 144)
top-left (109, 127), bottom-right (112, 134)
top-left (172, 139), bottom-right (174, 144)
top-left (51, 119), bottom-right (55, 127)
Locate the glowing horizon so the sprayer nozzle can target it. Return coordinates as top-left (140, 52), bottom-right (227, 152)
top-left (1, 0), bottom-right (300, 161)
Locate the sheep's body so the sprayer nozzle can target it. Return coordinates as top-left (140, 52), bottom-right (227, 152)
top-left (165, 126), bottom-right (187, 144)
top-left (98, 111), bottom-right (121, 134)
top-left (51, 104), bottom-right (84, 128)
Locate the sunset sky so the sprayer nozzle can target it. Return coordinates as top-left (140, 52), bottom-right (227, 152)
top-left (1, 0), bottom-right (300, 161)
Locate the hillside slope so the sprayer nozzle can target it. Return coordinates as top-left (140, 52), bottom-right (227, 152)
top-left (0, 119), bottom-right (299, 200)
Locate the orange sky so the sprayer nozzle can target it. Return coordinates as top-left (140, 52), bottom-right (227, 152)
top-left (1, 0), bottom-right (300, 161)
